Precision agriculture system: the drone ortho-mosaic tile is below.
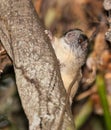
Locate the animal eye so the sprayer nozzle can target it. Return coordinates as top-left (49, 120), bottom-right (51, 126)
top-left (78, 38), bottom-right (83, 43)
top-left (78, 34), bottom-right (88, 44)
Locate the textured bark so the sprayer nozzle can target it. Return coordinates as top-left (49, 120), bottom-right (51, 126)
top-left (0, 0), bottom-right (75, 130)
top-left (103, 0), bottom-right (111, 43)
top-left (103, 0), bottom-right (111, 10)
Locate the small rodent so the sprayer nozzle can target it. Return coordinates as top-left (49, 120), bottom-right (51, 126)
top-left (45, 29), bottom-right (89, 104)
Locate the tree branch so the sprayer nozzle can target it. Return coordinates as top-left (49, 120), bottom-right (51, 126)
top-left (103, 0), bottom-right (111, 43)
top-left (0, 0), bottom-right (75, 130)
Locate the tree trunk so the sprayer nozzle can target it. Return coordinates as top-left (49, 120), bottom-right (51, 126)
top-left (103, 0), bottom-right (111, 43)
top-left (0, 0), bottom-right (75, 130)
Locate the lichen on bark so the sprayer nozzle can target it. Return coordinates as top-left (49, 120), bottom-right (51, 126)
top-left (0, 0), bottom-right (75, 130)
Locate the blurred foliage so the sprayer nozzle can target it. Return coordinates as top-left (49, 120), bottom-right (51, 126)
top-left (96, 75), bottom-right (111, 130)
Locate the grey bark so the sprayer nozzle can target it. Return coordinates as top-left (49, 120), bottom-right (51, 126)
top-left (0, 0), bottom-right (75, 130)
top-left (103, 0), bottom-right (111, 10)
top-left (103, 0), bottom-right (111, 43)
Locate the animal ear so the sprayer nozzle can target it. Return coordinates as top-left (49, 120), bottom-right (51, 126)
top-left (67, 31), bottom-right (75, 38)
top-left (65, 31), bottom-right (76, 43)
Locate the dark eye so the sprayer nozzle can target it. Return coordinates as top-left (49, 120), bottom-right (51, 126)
top-left (78, 38), bottom-right (83, 43)
top-left (78, 34), bottom-right (88, 44)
